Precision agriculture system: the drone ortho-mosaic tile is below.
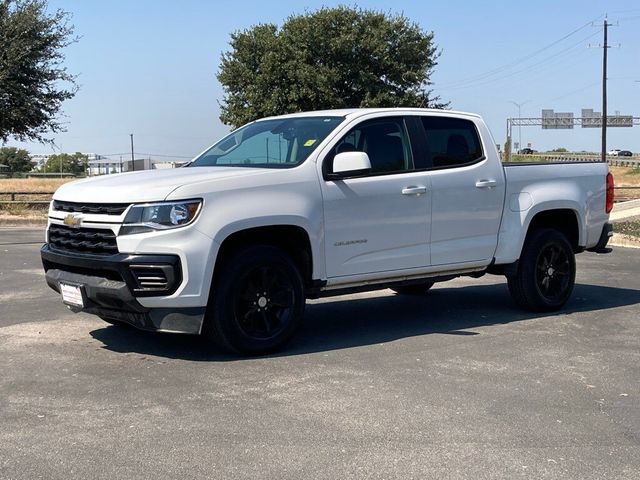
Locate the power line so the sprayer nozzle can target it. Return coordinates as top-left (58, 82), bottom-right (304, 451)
top-left (546, 81), bottom-right (601, 103)
top-left (436, 14), bottom-right (604, 90)
top-left (438, 29), bottom-right (601, 92)
top-left (135, 153), bottom-right (193, 159)
top-left (98, 152), bottom-right (193, 159)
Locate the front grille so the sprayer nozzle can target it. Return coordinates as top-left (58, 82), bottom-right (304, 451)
top-left (48, 224), bottom-right (118, 256)
top-left (53, 200), bottom-right (130, 216)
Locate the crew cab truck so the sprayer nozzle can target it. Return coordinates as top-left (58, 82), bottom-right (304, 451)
top-left (41, 108), bottom-right (614, 355)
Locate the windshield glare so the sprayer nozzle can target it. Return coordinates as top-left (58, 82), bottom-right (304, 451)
top-left (191, 116), bottom-right (344, 168)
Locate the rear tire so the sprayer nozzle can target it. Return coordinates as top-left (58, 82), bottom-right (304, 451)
top-left (391, 281), bottom-right (435, 296)
top-left (203, 245), bottom-right (305, 355)
top-left (507, 229), bottom-right (576, 312)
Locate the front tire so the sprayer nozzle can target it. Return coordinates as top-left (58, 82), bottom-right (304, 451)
top-left (204, 245), bottom-right (305, 355)
top-left (507, 229), bottom-right (576, 312)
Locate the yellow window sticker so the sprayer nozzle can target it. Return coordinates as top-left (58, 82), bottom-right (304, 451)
top-left (304, 139), bottom-right (317, 147)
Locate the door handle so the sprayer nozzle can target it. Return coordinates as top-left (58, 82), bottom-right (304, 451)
top-left (475, 179), bottom-right (497, 189)
top-left (402, 186), bottom-right (427, 196)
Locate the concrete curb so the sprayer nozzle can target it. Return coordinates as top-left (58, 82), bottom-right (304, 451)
top-left (610, 199), bottom-right (640, 222)
top-left (609, 233), bottom-right (640, 249)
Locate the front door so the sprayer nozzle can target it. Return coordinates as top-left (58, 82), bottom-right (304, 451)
top-left (320, 117), bottom-right (432, 279)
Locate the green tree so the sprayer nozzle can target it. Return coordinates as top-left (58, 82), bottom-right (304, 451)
top-left (218, 6), bottom-right (446, 128)
top-left (0, 146), bottom-right (32, 172)
top-left (550, 147), bottom-right (568, 153)
top-left (0, 0), bottom-right (77, 143)
top-left (42, 152), bottom-right (87, 175)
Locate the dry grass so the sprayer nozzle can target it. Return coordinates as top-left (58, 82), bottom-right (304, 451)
top-left (0, 178), bottom-right (71, 218)
top-left (0, 178), bottom-right (74, 193)
top-left (0, 203), bottom-right (48, 220)
top-left (610, 166), bottom-right (640, 187)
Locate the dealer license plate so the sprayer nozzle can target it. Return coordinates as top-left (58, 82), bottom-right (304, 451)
top-left (60, 283), bottom-right (84, 307)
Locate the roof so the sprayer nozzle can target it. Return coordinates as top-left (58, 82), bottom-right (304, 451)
top-left (260, 107), bottom-right (482, 121)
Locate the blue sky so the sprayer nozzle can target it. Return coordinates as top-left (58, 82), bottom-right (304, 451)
top-left (9, 0), bottom-right (640, 158)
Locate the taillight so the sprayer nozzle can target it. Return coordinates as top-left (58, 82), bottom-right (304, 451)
top-left (606, 172), bottom-right (614, 214)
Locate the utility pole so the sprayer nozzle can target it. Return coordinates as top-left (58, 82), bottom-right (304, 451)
top-left (130, 134), bottom-right (135, 171)
top-left (592, 16), bottom-right (618, 162)
top-left (601, 17), bottom-right (609, 163)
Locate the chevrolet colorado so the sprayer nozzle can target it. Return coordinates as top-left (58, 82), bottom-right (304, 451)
top-left (41, 108), bottom-right (614, 354)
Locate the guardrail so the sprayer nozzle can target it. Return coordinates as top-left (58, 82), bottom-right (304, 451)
top-left (509, 154), bottom-right (640, 167)
top-left (1, 187), bottom-right (639, 207)
top-left (0, 192), bottom-right (55, 201)
top-left (0, 192), bottom-right (53, 207)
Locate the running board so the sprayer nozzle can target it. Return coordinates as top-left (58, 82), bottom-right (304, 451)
top-left (308, 267), bottom-right (486, 299)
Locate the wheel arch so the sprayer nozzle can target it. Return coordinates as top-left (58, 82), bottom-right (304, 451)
top-left (494, 201), bottom-right (585, 265)
top-left (524, 207), bottom-right (582, 252)
top-left (212, 222), bottom-right (316, 290)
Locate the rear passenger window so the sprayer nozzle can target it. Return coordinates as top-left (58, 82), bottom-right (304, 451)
top-left (421, 116), bottom-right (483, 168)
top-left (325, 118), bottom-right (412, 175)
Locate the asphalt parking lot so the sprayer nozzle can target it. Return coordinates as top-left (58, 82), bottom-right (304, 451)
top-left (1, 228), bottom-right (639, 479)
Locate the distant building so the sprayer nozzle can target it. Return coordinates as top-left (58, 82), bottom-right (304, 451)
top-left (88, 157), bottom-right (190, 175)
top-left (88, 156), bottom-right (126, 176)
top-left (30, 153), bottom-right (190, 176)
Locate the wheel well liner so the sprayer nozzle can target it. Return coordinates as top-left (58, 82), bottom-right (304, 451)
top-left (525, 209), bottom-right (580, 251)
top-left (214, 225), bottom-right (313, 286)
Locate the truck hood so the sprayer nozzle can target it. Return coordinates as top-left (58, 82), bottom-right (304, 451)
top-left (53, 167), bottom-right (272, 203)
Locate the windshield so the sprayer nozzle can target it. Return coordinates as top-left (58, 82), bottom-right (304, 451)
top-left (190, 116), bottom-right (344, 168)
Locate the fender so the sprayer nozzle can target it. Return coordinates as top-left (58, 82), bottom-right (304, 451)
top-left (494, 200), bottom-right (583, 265)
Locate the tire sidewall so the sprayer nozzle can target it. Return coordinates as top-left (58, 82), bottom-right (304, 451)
top-left (521, 229), bottom-right (576, 311)
top-left (210, 246), bottom-right (305, 354)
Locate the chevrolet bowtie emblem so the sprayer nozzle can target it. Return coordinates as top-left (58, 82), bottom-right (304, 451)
top-left (63, 214), bottom-right (82, 228)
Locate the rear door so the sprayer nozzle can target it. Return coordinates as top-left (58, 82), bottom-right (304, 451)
top-left (320, 116), bottom-right (432, 278)
top-left (416, 115), bottom-right (505, 266)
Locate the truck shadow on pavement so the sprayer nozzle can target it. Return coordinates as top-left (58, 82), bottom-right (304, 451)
top-left (89, 282), bottom-right (640, 361)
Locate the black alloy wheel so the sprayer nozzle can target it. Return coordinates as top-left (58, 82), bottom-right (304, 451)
top-left (204, 245), bottom-right (305, 355)
top-left (534, 243), bottom-right (571, 303)
top-left (507, 229), bottom-right (576, 312)
top-left (232, 265), bottom-right (296, 340)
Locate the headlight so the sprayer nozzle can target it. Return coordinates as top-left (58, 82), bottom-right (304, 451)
top-left (120, 200), bottom-right (202, 235)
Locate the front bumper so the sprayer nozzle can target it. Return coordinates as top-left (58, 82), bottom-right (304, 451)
top-left (41, 245), bottom-right (205, 334)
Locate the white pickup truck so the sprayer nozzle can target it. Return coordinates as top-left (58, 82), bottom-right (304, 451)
top-left (42, 108), bottom-right (614, 355)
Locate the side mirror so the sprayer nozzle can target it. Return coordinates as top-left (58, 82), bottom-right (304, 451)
top-left (331, 151), bottom-right (371, 178)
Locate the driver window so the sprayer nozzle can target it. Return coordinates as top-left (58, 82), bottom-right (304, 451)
top-left (326, 117), bottom-right (413, 175)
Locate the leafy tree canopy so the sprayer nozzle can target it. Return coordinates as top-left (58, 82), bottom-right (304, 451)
top-left (218, 6), bottom-right (446, 128)
top-left (0, 0), bottom-right (77, 144)
top-left (0, 146), bottom-right (32, 172)
top-left (42, 152), bottom-right (87, 174)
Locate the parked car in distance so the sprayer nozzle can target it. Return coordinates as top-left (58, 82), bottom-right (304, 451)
top-left (41, 108), bottom-right (615, 355)
top-left (618, 150), bottom-right (633, 157)
top-left (608, 149), bottom-right (621, 156)
top-left (518, 148), bottom-right (535, 154)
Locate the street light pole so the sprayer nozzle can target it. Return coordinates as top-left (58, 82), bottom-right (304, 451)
top-left (509, 100), bottom-right (530, 152)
